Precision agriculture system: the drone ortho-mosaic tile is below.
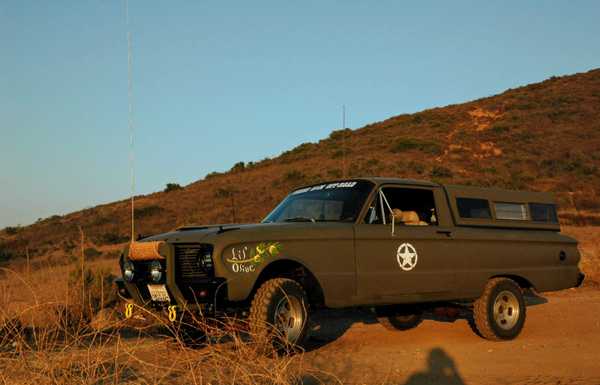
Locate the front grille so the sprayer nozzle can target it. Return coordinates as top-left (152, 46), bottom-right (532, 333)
top-left (174, 243), bottom-right (213, 283)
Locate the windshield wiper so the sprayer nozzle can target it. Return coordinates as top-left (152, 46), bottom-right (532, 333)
top-left (284, 216), bottom-right (316, 223)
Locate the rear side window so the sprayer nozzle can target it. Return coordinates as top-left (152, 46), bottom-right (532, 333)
top-left (456, 198), bottom-right (492, 219)
top-left (529, 203), bottom-right (558, 223)
top-left (494, 202), bottom-right (528, 220)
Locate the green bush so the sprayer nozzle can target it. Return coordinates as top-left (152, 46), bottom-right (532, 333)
top-left (214, 187), bottom-right (237, 198)
top-left (390, 138), bottom-right (441, 155)
top-left (283, 170), bottom-right (306, 182)
top-left (573, 196), bottom-right (600, 211)
top-left (230, 162), bottom-right (245, 172)
top-left (328, 128), bottom-right (352, 141)
top-left (0, 245), bottom-right (13, 263)
top-left (480, 167), bottom-right (498, 174)
top-left (134, 205), bottom-right (164, 218)
top-left (205, 171), bottom-right (223, 179)
top-left (411, 115), bottom-right (423, 124)
top-left (99, 233), bottom-right (129, 245)
top-left (62, 240), bottom-right (76, 252)
top-left (83, 247), bottom-right (102, 259)
top-left (430, 166), bottom-right (453, 178)
top-left (406, 161), bottom-right (425, 175)
top-left (331, 149), bottom-right (345, 159)
top-left (541, 155), bottom-right (597, 177)
top-left (491, 124), bottom-right (510, 134)
top-left (163, 183), bottom-right (183, 193)
top-left (4, 226), bottom-right (20, 235)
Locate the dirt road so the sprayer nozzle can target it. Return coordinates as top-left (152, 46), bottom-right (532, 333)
top-left (303, 287), bottom-right (600, 385)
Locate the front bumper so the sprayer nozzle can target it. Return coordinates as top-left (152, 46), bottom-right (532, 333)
top-left (119, 242), bottom-right (228, 314)
top-left (122, 276), bottom-right (227, 314)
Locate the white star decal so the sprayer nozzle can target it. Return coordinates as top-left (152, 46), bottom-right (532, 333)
top-left (396, 243), bottom-right (418, 271)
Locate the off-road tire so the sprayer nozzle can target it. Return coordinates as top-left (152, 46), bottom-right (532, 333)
top-left (249, 278), bottom-right (309, 350)
top-left (375, 306), bottom-right (423, 331)
top-left (472, 278), bottom-right (526, 341)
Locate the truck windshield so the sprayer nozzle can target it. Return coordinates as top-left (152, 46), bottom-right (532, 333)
top-left (263, 181), bottom-right (374, 223)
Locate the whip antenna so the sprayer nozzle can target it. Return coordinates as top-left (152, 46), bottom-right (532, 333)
top-left (342, 105), bottom-right (347, 178)
top-left (126, 0), bottom-right (135, 242)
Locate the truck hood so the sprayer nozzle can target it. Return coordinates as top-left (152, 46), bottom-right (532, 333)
top-left (140, 221), bottom-right (352, 244)
top-left (141, 223), bottom-right (259, 243)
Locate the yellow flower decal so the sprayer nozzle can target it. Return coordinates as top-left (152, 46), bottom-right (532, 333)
top-left (226, 242), bottom-right (282, 266)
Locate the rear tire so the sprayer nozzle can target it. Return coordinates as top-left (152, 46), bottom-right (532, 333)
top-left (376, 306), bottom-right (423, 331)
top-left (472, 278), bottom-right (526, 340)
top-left (249, 278), bottom-right (309, 350)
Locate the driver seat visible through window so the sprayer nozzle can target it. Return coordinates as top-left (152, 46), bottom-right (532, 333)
top-left (391, 208), bottom-right (428, 226)
top-left (364, 187), bottom-right (438, 226)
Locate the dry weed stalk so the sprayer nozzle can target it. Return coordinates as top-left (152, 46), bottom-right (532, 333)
top-left (0, 262), bottom-right (338, 384)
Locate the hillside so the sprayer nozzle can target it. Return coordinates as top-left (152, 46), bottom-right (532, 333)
top-left (2, 68), bottom-right (600, 266)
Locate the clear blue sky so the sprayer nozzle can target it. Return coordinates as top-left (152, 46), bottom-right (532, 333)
top-left (1, 1), bottom-right (599, 228)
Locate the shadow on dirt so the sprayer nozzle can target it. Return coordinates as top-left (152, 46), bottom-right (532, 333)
top-left (401, 348), bottom-right (466, 385)
top-left (304, 307), bottom-right (377, 351)
top-left (305, 291), bottom-right (547, 351)
top-left (301, 346), bottom-right (466, 385)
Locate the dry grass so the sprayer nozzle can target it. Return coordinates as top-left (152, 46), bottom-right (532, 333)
top-left (0, 260), bottom-right (336, 385)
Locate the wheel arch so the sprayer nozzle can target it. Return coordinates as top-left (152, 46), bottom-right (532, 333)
top-left (250, 259), bottom-right (325, 308)
top-left (489, 274), bottom-right (534, 290)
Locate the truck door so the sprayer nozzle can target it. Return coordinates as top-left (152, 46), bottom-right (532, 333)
top-left (354, 185), bottom-right (458, 304)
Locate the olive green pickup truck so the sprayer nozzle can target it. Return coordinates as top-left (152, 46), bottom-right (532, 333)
top-left (118, 178), bottom-right (584, 345)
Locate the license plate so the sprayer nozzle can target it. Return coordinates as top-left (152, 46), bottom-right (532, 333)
top-left (147, 284), bottom-right (170, 302)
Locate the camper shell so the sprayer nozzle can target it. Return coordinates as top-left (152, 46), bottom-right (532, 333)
top-left (444, 184), bottom-right (560, 231)
top-left (118, 177), bottom-right (584, 343)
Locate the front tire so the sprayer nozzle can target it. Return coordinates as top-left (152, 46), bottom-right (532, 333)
top-left (249, 278), bottom-right (309, 350)
top-left (472, 278), bottom-right (526, 340)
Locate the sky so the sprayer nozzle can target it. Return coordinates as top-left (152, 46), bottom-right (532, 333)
top-left (1, 1), bottom-right (599, 228)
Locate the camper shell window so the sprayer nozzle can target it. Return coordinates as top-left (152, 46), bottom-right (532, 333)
top-left (456, 198), bottom-right (492, 219)
top-left (529, 203), bottom-right (558, 223)
top-left (494, 202), bottom-right (528, 221)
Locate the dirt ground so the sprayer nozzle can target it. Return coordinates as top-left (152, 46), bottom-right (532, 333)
top-left (303, 287), bottom-right (600, 385)
top-left (2, 282), bottom-right (599, 384)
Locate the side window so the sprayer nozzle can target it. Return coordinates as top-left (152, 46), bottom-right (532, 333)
top-left (529, 203), bottom-right (558, 223)
top-left (365, 187), bottom-right (438, 226)
top-left (494, 202), bottom-right (528, 220)
top-left (456, 198), bottom-right (492, 219)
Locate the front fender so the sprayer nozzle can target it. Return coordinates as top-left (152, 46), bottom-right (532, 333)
top-left (216, 241), bottom-right (311, 302)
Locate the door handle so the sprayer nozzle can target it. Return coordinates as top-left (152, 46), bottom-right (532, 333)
top-left (436, 230), bottom-right (453, 237)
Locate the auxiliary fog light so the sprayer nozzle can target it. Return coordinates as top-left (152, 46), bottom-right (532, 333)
top-left (150, 260), bottom-right (163, 283)
top-left (123, 261), bottom-right (135, 282)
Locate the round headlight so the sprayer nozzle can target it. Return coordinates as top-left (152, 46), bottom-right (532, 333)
top-left (123, 260), bottom-right (135, 282)
top-left (150, 260), bottom-right (163, 283)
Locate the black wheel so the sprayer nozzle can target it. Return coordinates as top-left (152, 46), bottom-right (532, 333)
top-left (249, 278), bottom-right (309, 350)
top-left (472, 278), bottom-right (526, 341)
top-left (376, 306), bottom-right (423, 331)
